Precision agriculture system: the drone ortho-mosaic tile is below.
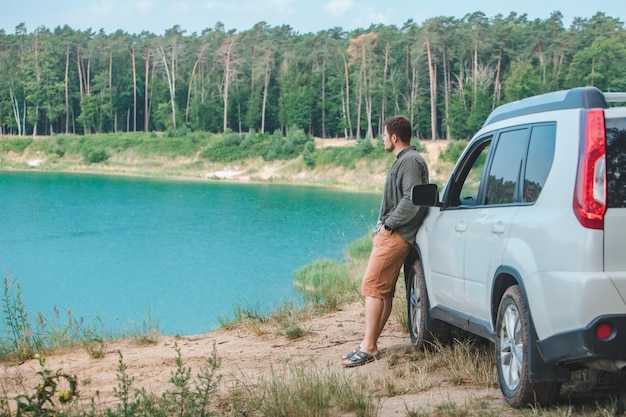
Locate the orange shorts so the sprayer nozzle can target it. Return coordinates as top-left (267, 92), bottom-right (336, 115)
top-left (361, 229), bottom-right (411, 299)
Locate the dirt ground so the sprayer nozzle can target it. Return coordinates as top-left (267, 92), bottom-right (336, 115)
top-left (2, 300), bottom-right (507, 416)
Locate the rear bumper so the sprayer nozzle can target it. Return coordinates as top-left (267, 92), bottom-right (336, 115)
top-left (537, 314), bottom-right (626, 366)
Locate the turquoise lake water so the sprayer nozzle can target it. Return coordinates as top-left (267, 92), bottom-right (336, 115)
top-left (0, 172), bottom-right (379, 336)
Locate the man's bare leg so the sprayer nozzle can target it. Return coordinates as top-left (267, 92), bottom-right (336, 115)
top-left (358, 295), bottom-right (384, 356)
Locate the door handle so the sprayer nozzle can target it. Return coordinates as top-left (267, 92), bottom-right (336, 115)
top-left (455, 223), bottom-right (466, 233)
top-left (492, 222), bottom-right (505, 234)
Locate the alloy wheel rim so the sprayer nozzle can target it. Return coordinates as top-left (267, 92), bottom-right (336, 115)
top-left (410, 273), bottom-right (422, 336)
top-left (499, 304), bottom-right (523, 390)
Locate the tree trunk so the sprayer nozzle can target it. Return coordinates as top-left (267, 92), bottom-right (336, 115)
top-left (426, 36), bottom-right (438, 140)
top-left (442, 46), bottom-right (451, 139)
top-left (321, 57), bottom-right (326, 138)
top-left (261, 48), bottom-right (271, 134)
top-left (381, 42), bottom-right (389, 135)
top-left (65, 45), bottom-right (70, 134)
top-left (342, 53), bottom-right (352, 138)
top-left (9, 87), bottom-right (22, 136)
top-left (76, 44), bottom-right (84, 100)
top-left (186, 45), bottom-right (207, 123)
top-left (109, 51), bottom-right (114, 132)
top-left (130, 45), bottom-right (137, 132)
top-left (493, 48), bottom-right (502, 109)
top-left (144, 51), bottom-right (150, 132)
top-left (220, 37), bottom-right (237, 132)
top-left (156, 45), bottom-right (177, 129)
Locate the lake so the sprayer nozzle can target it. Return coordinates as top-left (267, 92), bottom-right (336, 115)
top-left (0, 172), bottom-right (379, 336)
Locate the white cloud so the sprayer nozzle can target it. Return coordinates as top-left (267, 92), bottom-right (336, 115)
top-left (323, 0), bottom-right (354, 18)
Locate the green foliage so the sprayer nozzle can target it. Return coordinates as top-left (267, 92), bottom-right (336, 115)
top-left (1, 13), bottom-right (625, 142)
top-left (1, 276), bottom-right (42, 362)
top-left (216, 300), bottom-right (267, 330)
top-left (502, 61), bottom-right (550, 103)
top-left (198, 128), bottom-right (317, 164)
top-left (111, 351), bottom-right (139, 417)
top-left (16, 354), bottom-right (79, 417)
top-left (566, 36), bottom-right (626, 91)
top-left (82, 148), bottom-right (109, 164)
top-left (439, 139), bottom-right (469, 163)
top-left (302, 141), bottom-right (316, 168)
top-left (106, 345), bottom-right (221, 417)
top-left (345, 234), bottom-right (373, 261)
top-left (315, 139), bottom-right (390, 169)
top-left (293, 258), bottom-right (357, 309)
top-left (0, 132), bottom-right (215, 165)
top-left (201, 132), bottom-right (257, 162)
top-left (0, 138), bottom-right (33, 153)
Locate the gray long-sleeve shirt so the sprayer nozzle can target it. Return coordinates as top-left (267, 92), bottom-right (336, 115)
top-left (378, 145), bottom-right (429, 245)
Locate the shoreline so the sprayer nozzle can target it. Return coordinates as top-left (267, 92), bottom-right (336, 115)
top-left (0, 157), bottom-right (387, 194)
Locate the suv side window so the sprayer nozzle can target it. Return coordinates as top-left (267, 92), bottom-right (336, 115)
top-left (485, 128), bottom-right (529, 205)
top-left (523, 124), bottom-right (556, 203)
top-left (446, 137), bottom-right (491, 207)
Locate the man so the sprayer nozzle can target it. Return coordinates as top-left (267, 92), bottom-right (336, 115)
top-left (342, 115), bottom-right (428, 367)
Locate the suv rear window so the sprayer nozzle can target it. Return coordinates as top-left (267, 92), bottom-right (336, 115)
top-left (486, 128), bottom-right (529, 205)
top-left (523, 124), bottom-right (556, 203)
top-left (606, 117), bottom-right (626, 208)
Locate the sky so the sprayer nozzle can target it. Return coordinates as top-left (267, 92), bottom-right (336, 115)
top-left (1, 0), bottom-right (625, 35)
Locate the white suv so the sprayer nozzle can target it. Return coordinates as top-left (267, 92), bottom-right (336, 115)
top-left (407, 87), bottom-right (626, 407)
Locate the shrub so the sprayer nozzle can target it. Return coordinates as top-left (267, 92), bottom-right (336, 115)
top-left (439, 139), bottom-right (469, 163)
top-left (293, 259), bottom-right (357, 309)
top-left (303, 146), bottom-right (315, 168)
top-left (82, 148), bottom-right (109, 164)
top-left (0, 138), bottom-right (32, 153)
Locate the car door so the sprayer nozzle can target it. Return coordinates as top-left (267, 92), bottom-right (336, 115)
top-left (428, 137), bottom-right (492, 312)
top-left (463, 127), bottom-right (530, 321)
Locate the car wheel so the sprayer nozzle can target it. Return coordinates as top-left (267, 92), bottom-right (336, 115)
top-left (496, 285), bottom-right (561, 407)
top-left (406, 257), bottom-right (439, 350)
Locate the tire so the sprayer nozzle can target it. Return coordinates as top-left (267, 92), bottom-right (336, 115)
top-left (406, 257), bottom-right (445, 350)
top-left (495, 285), bottom-right (561, 407)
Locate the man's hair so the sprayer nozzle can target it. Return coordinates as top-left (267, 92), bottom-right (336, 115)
top-left (384, 115), bottom-right (412, 144)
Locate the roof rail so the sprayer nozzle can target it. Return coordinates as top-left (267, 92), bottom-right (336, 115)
top-left (483, 87), bottom-right (609, 127)
top-left (604, 92), bottom-right (626, 103)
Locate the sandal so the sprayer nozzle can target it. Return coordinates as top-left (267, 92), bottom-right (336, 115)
top-left (342, 349), bottom-right (380, 367)
top-left (342, 346), bottom-right (360, 360)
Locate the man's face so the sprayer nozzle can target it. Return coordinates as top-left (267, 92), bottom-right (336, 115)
top-left (383, 126), bottom-right (394, 152)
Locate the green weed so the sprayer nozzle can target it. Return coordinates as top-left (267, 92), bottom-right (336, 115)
top-left (15, 354), bottom-right (79, 417)
top-left (1, 276), bottom-right (43, 363)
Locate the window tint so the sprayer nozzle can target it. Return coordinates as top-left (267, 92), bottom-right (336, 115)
top-left (485, 128), bottom-right (529, 205)
top-left (446, 138), bottom-right (491, 208)
top-left (459, 144), bottom-right (489, 205)
top-left (606, 117), bottom-right (626, 208)
top-left (523, 124), bottom-right (556, 203)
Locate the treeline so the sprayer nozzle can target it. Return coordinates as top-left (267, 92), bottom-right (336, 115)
top-left (1, 11), bottom-right (625, 140)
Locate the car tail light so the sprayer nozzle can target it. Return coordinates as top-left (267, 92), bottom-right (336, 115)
top-left (573, 109), bottom-right (606, 230)
top-left (596, 322), bottom-right (612, 340)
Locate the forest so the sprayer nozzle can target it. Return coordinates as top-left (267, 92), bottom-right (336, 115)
top-left (0, 11), bottom-right (625, 141)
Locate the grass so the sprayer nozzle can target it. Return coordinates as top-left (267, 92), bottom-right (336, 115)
top-left (227, 364), bottom-right (381, 417)
top-left (0, 274), bottom-right (161, 365)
